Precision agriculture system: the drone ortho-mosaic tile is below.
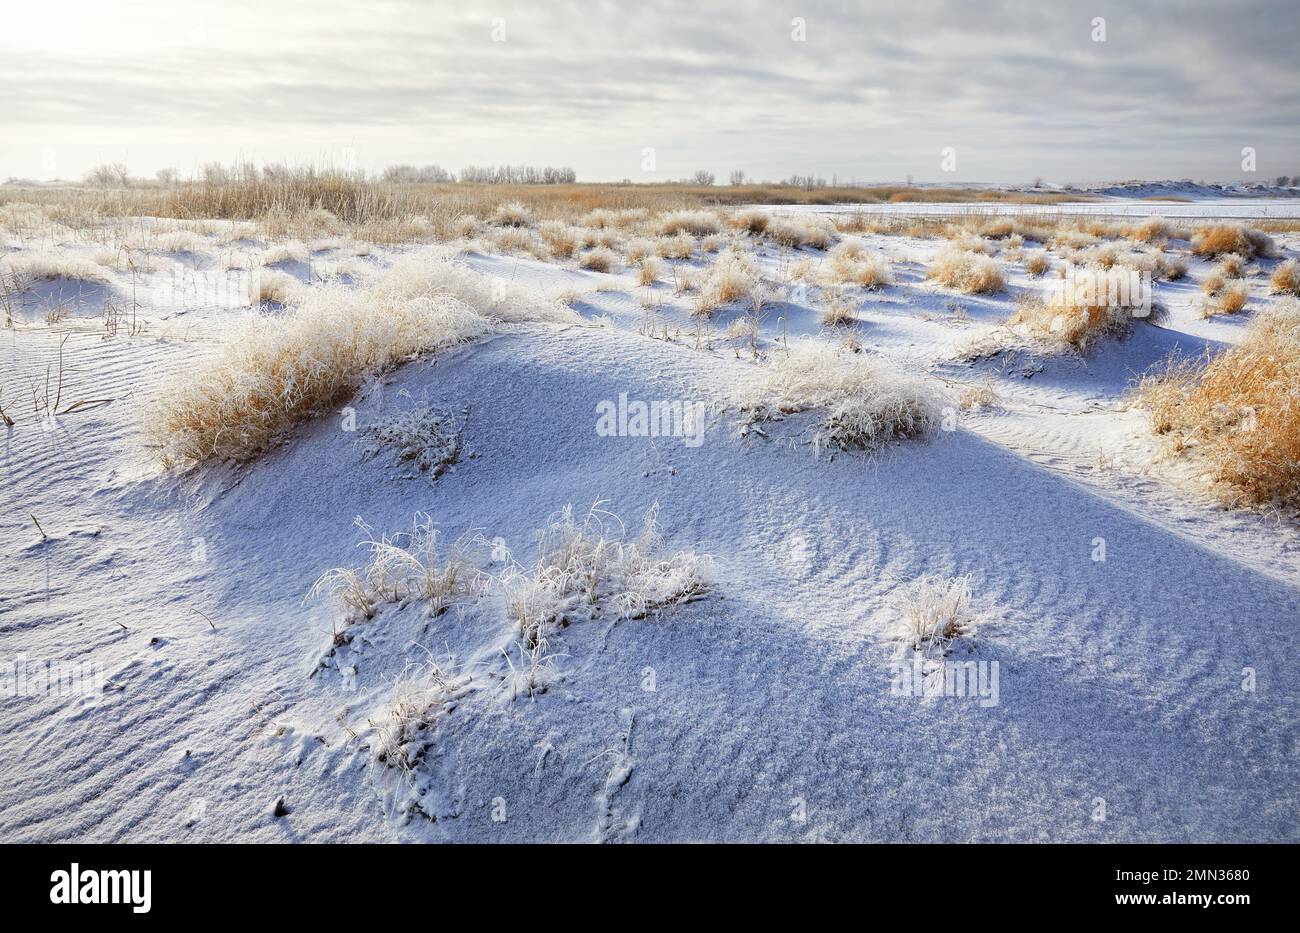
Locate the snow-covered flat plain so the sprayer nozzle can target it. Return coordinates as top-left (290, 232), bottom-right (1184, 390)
top-left (767, 198), bottom-right (1300, 220)
top-left (1, 206), bottom-right (1297, 842)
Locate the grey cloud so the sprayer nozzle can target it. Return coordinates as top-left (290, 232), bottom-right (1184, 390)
top-left (1, 0), bottom-right (1296, 181)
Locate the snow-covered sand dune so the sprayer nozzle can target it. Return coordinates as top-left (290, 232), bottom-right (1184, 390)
top-left (1, 216), bottom-right (1297, 842)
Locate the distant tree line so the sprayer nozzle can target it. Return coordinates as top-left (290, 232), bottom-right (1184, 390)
top-left (64, 161), bottom-right (1300, 190)
top-left (71, 161), bottom-right (578, 187)
top-left (455, 164), bottom-right (577, 184)
top-left (381, 164), bottom-right (454, 183)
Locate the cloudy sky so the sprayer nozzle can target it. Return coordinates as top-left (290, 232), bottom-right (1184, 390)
top-left (3, 0), bottom-right (1297, 184)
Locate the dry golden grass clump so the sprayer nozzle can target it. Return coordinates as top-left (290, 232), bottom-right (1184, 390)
top-left (452, 215), bottom-right (481, 239)
top-left (695, 252), bottom-right (759, 314)
top-left (1155, 255), bottom-right (1187, 281)
top-left (491, 200), bottom-right (533, 227)
top-left (656, 232), bottom-right (695, 260)
top-left (1079, 219), bottom-right (1126, 240)
top-left (821, 293), bottom-right (857, 327)
top-left (497, 503), bottom-right (710, 694)
top-left (972, 218), bottom-right (1016, 239)
top-left (730, 209), bottom-right (770, 235)
top-left (1136, 298), bottom-right (1300, 508)
top-left (623, 238), bottom-right (654, 263)
top-left (1090, 247), bottom-right (1184, 283)
top-left (1024, 252), bottom-right (1051, 276)
top-left (1202, 271), bottom-right (1226, 296)
top-left (801, 224), bottom-right (833, 250)
top-left (827, 248), bottom-right (892, 289)
top-left (1051, 229), bottom-right (1099, 251)
top-left (539, 220), bottom-right (579, 258)
top-left (578, 208), bottom-right (619, 229)
top-left (579, 247), bottom-right (617, 272)
top-left (1202, 282), bottom-right (1249, 318)
top-left (829, 240), bottom-right (866, 262)
top-left (658, 210), bottom-right (723, 237)
top-left (580, 226), bottom-right (620, 250)
top-left (1075, 242), bottom-right (1175, 274)
top-left (946, 232), bottom-right (995, 255)
top-left (1271, 258), bottom-right (1300, 296)
top-left (765, 216), bottom-right (832, 250)
top-left (491, 226), bottom-right (541, 256)
top-left (832, 212), bottom-right (886, 235)
top-left (584, 207), bottom-right (647, 229)
top-left (894, 574), bottom-right (981, 657)
top-left (1009, 283), bottom-right (1161, 353)
top-left (636, 255), bottom-right (664, 286)
top-left (310, 512), bottom-right (484, 623)
top-left (1191, 224), bottom-right (1276, 260)
top-left (1126, 217), bottom-right (1171, 244)
top-left (252, 269), bottom-right (301, 304)
top-left (764, 218), bottom-right (803, 248)
top-left (972, 216), bottom-right (1054, 242)
top-left (1215, 253), bottom-right (1246, 278)
top-left (736, 342), bottom-right (941, 453)
top-left (150, 258), bottom-right (574, 465)
top-left (926, 248), bottom-right (1005, 294)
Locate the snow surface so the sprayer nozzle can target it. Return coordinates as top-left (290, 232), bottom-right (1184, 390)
top-left (766, 199), bottom-right (1300, 220)
top-left (1, 216), bottom-right (1297, 842)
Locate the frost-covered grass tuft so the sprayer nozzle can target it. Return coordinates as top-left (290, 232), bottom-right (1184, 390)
top-left (1008, 293), bottom-right (1153, 354)
top-left (490, 227), bottom-right (541, 256)
top-left (1201, 282), bottom-right (1249, 318)
top-left (737, 342), bottom-right (941, 453)
top-left (821, 294), bottom-right (858, 327)
top-left (695, 252), bottom-right (759, 314)
top-left (251, 269), bottom-right (301, 304)
top-left (637, 255), bottom-right (664, 286)
top-left (765, 216), bottom-right (834, 250)
top-left (154, 230), bottom-right (208, 253)
top-left (1, 252), bottom-right (112, 288)
top-left (259, 240), bottom-right (310, 266)
top-left (1270, 258), bottom-right (1300, 296)
top-left (1127, 216), bottom-right (1170, 244)
top-left (658, 210), bottom-right (722, 237)
top-left (730, 209), bottom-right (770, 235)
top-left (895, 574), bottom-right (978, 657)
top-left (539, 220), bottom-right (579, 258)
top-left (1024, 252), bottom-right (1051, 276)
top-left (828, 250), bottom-right (892, 289)
top-left (579, 247), bottom-right (617, 272)
top-left (370, 659), bottom-right (472, 802)
top-left (926, 248), bottom-right (1005, 294)
top-left (655, 232), bottom-right (695, 260)
top-left (491, 200), bottom-right (532, 227)
top-left (1190, 223), bottom-right (1276, 260)
top-left (501, 503), bottom-right (709, 695)
top-left (309, 512), bottom-right (486, 623)
top-left (1136, 298), bottom-right (1300, 508)
top-left (363, 396), bottom-right (464, 479)
top-left (150, 257), bottom-right (572, 465)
